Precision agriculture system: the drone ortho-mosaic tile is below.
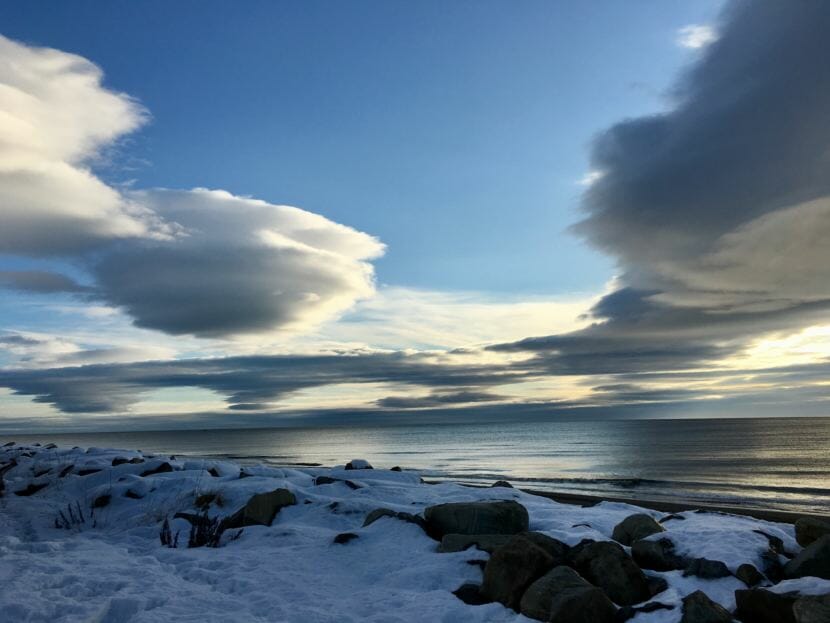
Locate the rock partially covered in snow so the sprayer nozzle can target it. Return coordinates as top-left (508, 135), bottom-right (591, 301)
top-left (424, 500), bottom-right (529, 539)
top-left (632, 537), bottom-right (687, 571)
top-left (612, 513), bottom-right (665, 546)
top-left (481, 533), bottom-right (567, 610)
top-left (222, 488), bottom-right (296, 529)
top-left (735, 587), bottom-right (799, 623)
top-left (785, 535), bottom-right (830, 580)
top-left (344, 459), bottom-right (373, 470)
top-left (680, 590), bottom-right (733, 623)
top-left (571, 540), bottom-right (651, 606)
top-left (796, 517), bottom-right (830, 547)
top-left (519, 565), bottom-right (615, 623)
top-left (439, 533), bottom-right (513, 554)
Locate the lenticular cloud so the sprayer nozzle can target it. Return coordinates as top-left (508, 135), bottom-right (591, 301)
top-left (0, 35), bottom-right (385, 338)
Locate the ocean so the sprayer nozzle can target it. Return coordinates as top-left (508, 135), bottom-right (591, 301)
top-left (4, 417), bottom-right (830, 515)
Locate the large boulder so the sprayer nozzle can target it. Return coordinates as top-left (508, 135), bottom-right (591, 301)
top-left (519, 566), bottom-right (616, 623)
top-left (681, 590), bottom-right (732, 623)
top-left (344, 459), bottom-right (373, 470)
top-left (612, 514), bottom-right (665, 546)
top-left (735, 588), bottom-right (799, 623)
top-left (794, 593), bottom-right (830, 623)
top-left (795, 517), bottom-right (830, 548)
top-left (481, 533), bottom-right (566, 610)
top-left (785, 535), bottom-right (830, 580)
top-left (222, 488), bottom-right (296, 529)
top-left (572, 541), bottom-right (651, 606)
top-left (423, 500), bottom-right (529, 540)
top-left (439, 533), bottom-right (513, 554)
top-left (632, 537), bottom-right (687, 571)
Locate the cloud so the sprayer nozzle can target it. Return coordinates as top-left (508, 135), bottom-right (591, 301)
top-left (91, 188), bottom-right (385, 337)
top-left (676, 24), bottom-right (717, 49)
top-left (0, 35), bottom-right (169, 255)
top-left (0, 270), bottom-right (89, 293)
top-left (0, 36), bottom-right (386, 338)
top-left (573, 2), bottom-right (830, 325)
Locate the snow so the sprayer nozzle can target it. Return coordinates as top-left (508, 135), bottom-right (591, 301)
top-left (0, 443), bottom-right (820, 622)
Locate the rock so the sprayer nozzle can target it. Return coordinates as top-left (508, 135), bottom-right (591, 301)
top-left (128, 457), bottom-right (145, 464)
top-left (140, 462), bottom-right (173, 477)
top-left (572, 541), bottom-right (651, 606)
top-left (646, 575), bottom-right (668, 597)
top-left (439, 533), bottom-right (513, 554)
top-left (14, 482), bottom-right (48, 496)
top-left (344, 459), bottom-right (373, 470)
top-left (58, 464), bottom-right (73, 478)
top-left (314, 476), bottom-right (360, 490)
top-left (44, 443), bottom-right (57, 449)
top-left (77, 468), bottom-right (101, 476)
top-left (794, 593), bottom-right (830, 623)
top-left (736, 563), bottom-right (765, 587)
top-left (453, 583), bottom-right (489, 606)
top-left (492, 480), bottom-right (513, 488)
top-left (362, 508), bottom-right (427, 532)
top-left (680, 590), bottom-right (733, 623)
top-left (92, 494), bottom-right (111, 509)
top-left (684, 558), bottom-right (732, 579)
top-left (785, 535), bottom-right (830, 580)
top-left (617, 602), bottom-right (675, 622)
top-left (195, 493), bottom-right (216, 509)
top-left (520, 566), bottom-right (616, 623)
top-left (125, 489), bottom-right (143, 499)
top-left (111, 457), bottom-right (129, 466)
top-left (612, 513), bottom-right (665, 546)
top-left (390, 466), bottom-right (402, 472)
top-left (222, 488), bottom-right (296, 529)
top-left (754, 529), bottom-right (787, 555)
top-left (762, 550), bottom-right (785, 583)
top-left (423, 500), bottom-right (529, 540)
top-left (735, 588), bottom-right (799, 623)
top-left (207, 466), bottom-right (220, 477)
top-left (2, 441), bottom-right (14, 447)
top-left (795, 517), bottom-right (830, 548)
top-left (632, 537), bottom-right (686, 571)
top-left (660, 513), bottom-right (686, 523)
top-left (333, 532), bottom-right (358, 544)
top-left (481, 533), bottom-right (562, 610)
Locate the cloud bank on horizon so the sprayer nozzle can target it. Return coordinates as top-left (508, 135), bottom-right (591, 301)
top-left (2, 1), bottom-right (830, 429)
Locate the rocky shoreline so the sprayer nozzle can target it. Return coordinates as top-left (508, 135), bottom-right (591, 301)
top-left (2, 442), bottom-right (830, 622)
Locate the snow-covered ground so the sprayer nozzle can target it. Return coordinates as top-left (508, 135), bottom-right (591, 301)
top-left (0, 443), bottom-right (823, 622)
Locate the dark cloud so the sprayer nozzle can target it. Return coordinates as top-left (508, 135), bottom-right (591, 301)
top-left (0, 270), bottom-right (89, 294)
top-left (376, 390), bottom-right (504, 410)
top-left (574, 2), bottom-right (830, 317)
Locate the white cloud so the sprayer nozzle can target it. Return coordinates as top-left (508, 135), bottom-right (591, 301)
top-left (0, 35), bottom-right (171, 255)
top-left (577, 170), bottom-right (605, 187)
top-left (676, 24), bottom-right (717, 49)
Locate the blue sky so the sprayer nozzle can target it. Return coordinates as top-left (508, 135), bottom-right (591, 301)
top-left (0, 0), bottom-right (720, 293)
top-left (5, 1), bottom-right (830, 431)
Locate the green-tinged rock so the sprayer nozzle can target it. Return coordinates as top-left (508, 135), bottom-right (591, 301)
top-left (612, 513), bottom-right (665, 546)
top-left (520, 565), bottom-right (616, 623)
top-left (424, 500), bottom-right (529, 540)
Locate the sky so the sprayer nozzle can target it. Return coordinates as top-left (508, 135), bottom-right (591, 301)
top-left (2, 1), bottom-right (830, 432)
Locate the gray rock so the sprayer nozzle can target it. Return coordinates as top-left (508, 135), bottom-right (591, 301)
top-left (91, 494), bottom-right (111, 509)
top-left (761, 550), bottom-right (785, 583)
top-left (492, 480), bottom-right (513, 488)
top-left (424, 500), bottom-right (529, 540)
top-left (617, 602), bottom-right (675, 622)
top-left (314, 476), bottom-right (360, 489)
top-left (795, 517), bottom-right (830, 548)
top-left (646, 575), bottom-right (669, 597)
top-left (681, 590), bottom-right (733, 623)
top-left (362, 508), bottom-right (427, 531)
top-left (794, 593), bottom-right (830, 623)
top-left (572, 540), bottom-right (651, 606)
top-left (222, 488), bottom-right (296, 529)
top-left (520, 566), bottom-right (616, 623)
top-left (684, 558), bottom-right (732, 579)
top-left (632, 537), bottom-right (687, 571)
top-left (333, 532), bottom-right (358, 544)
top-left (439, 533), bottom-right (513, 554)
top-left (735, 588), bottom-right (799, 623)
top-left (140, 462), bottom-right (173, 477)
top-left (453, 583), bottom-right (489, 606)
top-left (735, 563), bottom-right (765, 587)
top-left (612, 514), bottom-right (665, 546)
top-left (481, 533), bottom-right (560, 610)
top-left (344, 459), bottom-right (373, 470)
top-left (785, 535), bottom-right (830, 580)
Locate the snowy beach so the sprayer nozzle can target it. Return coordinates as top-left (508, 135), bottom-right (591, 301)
top-left (2, 443), bottom-right (830, 622)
